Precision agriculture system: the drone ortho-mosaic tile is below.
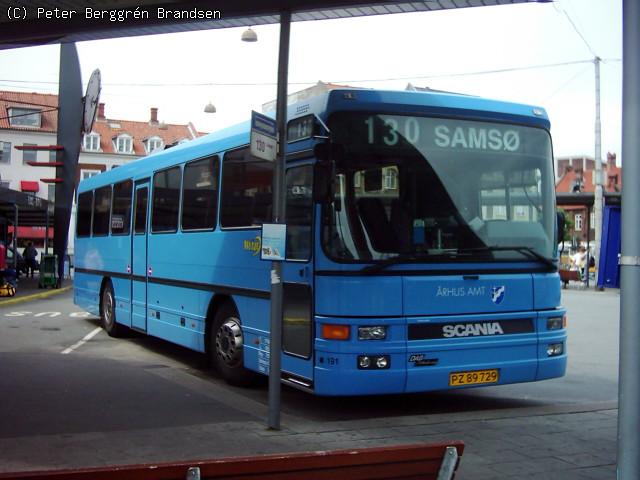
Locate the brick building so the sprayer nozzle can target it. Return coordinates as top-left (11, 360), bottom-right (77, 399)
top-left (0, 90), bottom-right (202, 252)
top-left (555, 152), bottom-right (621, 244)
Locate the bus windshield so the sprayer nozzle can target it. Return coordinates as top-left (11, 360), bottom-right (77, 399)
top-left (322, 112), bottom-right (556, 266)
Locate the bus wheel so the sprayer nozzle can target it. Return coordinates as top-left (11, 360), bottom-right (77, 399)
top-left (211, 304), bottom-right (256, 386)
top-left (101, 281), bottom-right (125, 337)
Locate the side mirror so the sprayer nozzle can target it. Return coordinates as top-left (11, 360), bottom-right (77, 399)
top-left (556, 210), bottom-right (566, 245)
top-left (313, 142), bottom-right (344, 163)
top-left (312, 142), bottom-right (344, 204)
top-left (313, 143), bottom-right (330, 162)
top-left (313, 161), bottom-right (334, 204)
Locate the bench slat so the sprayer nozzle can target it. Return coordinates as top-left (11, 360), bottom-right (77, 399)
top-left (0, 442), bottom-right (464, 480)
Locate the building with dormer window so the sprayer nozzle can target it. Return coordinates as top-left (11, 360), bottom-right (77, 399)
top-left (555, 153), bottom-right (622, 245)
top-left (145, 135), bottom-right (164, 154)
top-left (0, 90), bottom-right (203, 251)
top-left (114, 133), bottom-right (134, 154)
top-left (83, 132), bottom-right (101, 152)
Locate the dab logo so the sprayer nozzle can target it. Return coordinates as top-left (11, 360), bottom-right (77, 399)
top-left (243, 236), bottom-right (261, 256)
top-left (491, 286), bottom-right (506, 305)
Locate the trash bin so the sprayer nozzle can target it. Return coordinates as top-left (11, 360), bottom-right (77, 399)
top-left (39, 254), bottom-right (58, 289)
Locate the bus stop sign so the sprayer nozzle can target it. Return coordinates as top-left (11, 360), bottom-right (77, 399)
top-left (250, 110), bottom-right (277, 162)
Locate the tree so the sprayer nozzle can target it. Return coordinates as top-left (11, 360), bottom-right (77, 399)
top-left (557, 208), bottom-right (574, 243)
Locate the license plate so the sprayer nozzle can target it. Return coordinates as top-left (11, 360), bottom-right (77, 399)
top-left (449, 369), bottom-right (499, 386)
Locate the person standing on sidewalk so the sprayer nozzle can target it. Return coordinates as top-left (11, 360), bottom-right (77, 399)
top-left (22, 242), bottom-right (38, 278)
top-left (0, 240), bottom-right (5, 273)
top-left (0, 240), bottom-right (16, 295)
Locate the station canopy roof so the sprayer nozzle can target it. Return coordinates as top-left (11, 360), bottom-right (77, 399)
top-left (0, 188), bottom-right (51, 227)
top-left (0, 0), bottom-right (546, 50)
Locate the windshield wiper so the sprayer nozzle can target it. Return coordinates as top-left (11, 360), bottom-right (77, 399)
top-left (360, 245), bottom-right (558, 274)
top-left (359, 246), bottom-right (556, 274)
top-left (460, 246), bottom-right (557, 270)
top-left (359, 251), bottom-right (458, 274)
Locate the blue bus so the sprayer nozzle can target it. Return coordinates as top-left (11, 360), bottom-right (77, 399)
top-left (74, 88), bottom-right (567, 396)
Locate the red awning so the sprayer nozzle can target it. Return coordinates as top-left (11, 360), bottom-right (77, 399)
top-left (20, 180), bottom-right (39, 192)
top-left (8, 226), bottom-right (54, 239)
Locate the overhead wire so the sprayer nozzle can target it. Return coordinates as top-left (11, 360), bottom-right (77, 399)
top-left (555, 0), bottom-right (599, 58)
top-left (0, 59), bottom-right (619, 89)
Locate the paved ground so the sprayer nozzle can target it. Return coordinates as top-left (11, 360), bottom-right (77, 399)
top-left (0, 276), bottom-right (619, 479)
top-left (0, 274), bottom-right (71, 306)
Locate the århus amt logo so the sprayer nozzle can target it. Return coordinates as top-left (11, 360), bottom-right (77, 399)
top-left (491, 286), bottom-right (506, 305)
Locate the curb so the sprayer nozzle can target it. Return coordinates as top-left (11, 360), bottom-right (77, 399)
top-left (0, 285), bottom-right (72, 307)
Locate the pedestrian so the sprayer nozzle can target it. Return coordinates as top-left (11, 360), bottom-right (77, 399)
top-left (571, 246), bottom-right (587, 281)
top-left (22, 242), bottom-right (38, 278)
top-left (0, 240), bottom-right (5, 272)
top-left (0, 240), bottom-right (16, 289)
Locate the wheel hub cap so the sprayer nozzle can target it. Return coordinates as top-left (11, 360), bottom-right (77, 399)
top-left (216, 319), bottom-right (243, 367)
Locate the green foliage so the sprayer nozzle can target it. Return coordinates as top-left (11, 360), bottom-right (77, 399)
top-left (557, 208), bottom-right (574, 242)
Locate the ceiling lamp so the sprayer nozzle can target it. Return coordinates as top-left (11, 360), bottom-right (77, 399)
top-left (241, 27), bottom-right (257, 42)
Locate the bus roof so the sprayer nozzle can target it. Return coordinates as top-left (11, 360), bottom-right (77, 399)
top-left (78, 88), bottom-right (550, 193)
top-left (306, 88), bottom-right (550, 127)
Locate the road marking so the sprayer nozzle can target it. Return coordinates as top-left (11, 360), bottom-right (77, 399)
top-left (61, 327), bottom-right (103, 354)
top-left (0, 285), bottom-right (72, 306)
top-left (3, 311), bottom-right (92, 318)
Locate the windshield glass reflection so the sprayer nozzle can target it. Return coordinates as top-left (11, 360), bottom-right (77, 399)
top-left (321, 113), bottom-right (556, 265)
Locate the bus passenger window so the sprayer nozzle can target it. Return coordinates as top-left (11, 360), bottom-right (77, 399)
top-left (220, 147), bottom-right (273, 228)
top-left (134, 188), bottom-right (148, 234)
top-left (152, 166), bottom-right (181, 233)
top-left (111, 180), bottom-right (132, 235)
top-left (286, 165), bottom-right (313, 260)
top-left (76, 191), bottom-right (93, 237)
top-left (92, 186), bottom-right (112, 236)
top-left (182, 156), bottom-right (218, 231)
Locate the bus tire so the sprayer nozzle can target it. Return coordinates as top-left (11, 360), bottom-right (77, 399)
top-left (211, 303), bottom-right (257, 386)
top-left (101, 280), bottom-right (126, 338)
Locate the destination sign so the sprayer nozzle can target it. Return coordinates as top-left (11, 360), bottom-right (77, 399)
top-left (330, 113), bottom-right (550, 157)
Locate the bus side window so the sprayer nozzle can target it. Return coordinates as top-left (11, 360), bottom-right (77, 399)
top-left (286, 165), bottom-right (313, 260)
top-left (92, 186), bottom-right (112, 237)
top-left (220, 147), bottom-right (273, 228)
top-left (76, 191), bottom-right (93, 237)
top-left (181, 156), bottom-right (218, 231)
top-left (111, 180), bottom-right (132, 235)
top-left (134, 188), bottom-right (148, 234)
top-left (152, 166), bottom-right (182, 233)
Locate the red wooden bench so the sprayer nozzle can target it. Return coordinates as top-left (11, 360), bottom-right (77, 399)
top-left (0, 442), bottom-right (464, 480)
top-left (559, 268), bottom-right (582, 288)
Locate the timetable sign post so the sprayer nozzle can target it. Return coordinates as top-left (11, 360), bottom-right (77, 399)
top-left (250, 110), bottom-right (277, 162)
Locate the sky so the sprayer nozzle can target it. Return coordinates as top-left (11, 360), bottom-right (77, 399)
top-left (0, 0), bottom-right (622, 161)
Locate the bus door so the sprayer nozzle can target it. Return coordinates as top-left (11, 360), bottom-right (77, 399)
top-left (280, 165), bottom-right (314, 386)
top-left (131, 180), bottom-right (150, 331)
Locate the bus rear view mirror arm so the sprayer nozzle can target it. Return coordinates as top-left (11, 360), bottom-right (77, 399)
top-left (313, 160), bottom-right (334, 204)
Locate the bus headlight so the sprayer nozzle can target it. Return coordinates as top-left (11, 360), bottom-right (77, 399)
top-left (547, 317), bottom-right (565, 330)
top-left (547, 343), bottom-right (564, 356)
top-left (358, 326), bottom-right (387, 340)
top-left (359, 356), bottom-right (371, 369)
top-left (358, 355), bottom-right (390, 369)
top-left (376, 356), bottom-right (389, 369)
